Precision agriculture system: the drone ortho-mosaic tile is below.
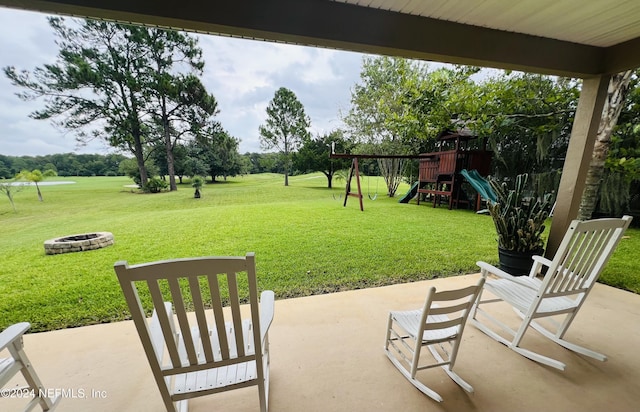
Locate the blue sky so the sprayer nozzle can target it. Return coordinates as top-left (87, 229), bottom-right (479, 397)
top-left (0, 8), bottom-right (367, 156)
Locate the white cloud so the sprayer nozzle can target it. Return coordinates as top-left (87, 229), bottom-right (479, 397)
top-left (196, 34), bottom-right (364, 153)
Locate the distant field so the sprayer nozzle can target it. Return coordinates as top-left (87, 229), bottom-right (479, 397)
top-left (1, 173), bottom-right (637, 332)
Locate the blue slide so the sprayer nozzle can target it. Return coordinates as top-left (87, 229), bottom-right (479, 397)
top-left (399, 181), bottom-right (419, 203)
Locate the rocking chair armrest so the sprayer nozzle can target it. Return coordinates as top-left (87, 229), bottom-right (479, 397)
top-left (260, 290), bottom-right (275, 345)
top-left (0, 322), bottom-right (30, 351)
top-left (476, 261), bottom-right (539, 289)
top-left (529, 255), bottom-right (553, 278)
top-left (531, 255), bottom-right (552, 267)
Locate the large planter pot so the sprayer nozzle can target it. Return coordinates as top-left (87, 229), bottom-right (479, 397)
top-left (498, 247), bottom-right (543, 276)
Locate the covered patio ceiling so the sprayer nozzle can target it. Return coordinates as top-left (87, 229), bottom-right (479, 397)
top-left (1, 0), bottom-right (638, 253)
top-left (1, 0), bottom-right (639, 77)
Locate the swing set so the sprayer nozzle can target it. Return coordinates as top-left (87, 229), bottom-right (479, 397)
top-left (330, 151), bottom-right (434, 211)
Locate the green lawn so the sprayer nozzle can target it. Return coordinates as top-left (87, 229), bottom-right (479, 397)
top-left (1, 173), bottom-right (638, 332)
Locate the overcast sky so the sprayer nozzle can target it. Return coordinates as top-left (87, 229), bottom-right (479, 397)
top-left (0, 8), bottom-right (369, 157)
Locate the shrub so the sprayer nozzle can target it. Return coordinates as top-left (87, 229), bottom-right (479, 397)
top-left (144, 177), bottom-right (169, 193)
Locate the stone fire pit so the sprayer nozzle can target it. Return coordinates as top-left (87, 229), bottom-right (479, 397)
top-left (44, 232), bottom-right (114, 255)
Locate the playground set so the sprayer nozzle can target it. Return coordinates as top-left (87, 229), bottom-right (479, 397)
top-left (331, 130), bottom-right (494, 211)
top-left (415, 130), bottom-right (493, 210)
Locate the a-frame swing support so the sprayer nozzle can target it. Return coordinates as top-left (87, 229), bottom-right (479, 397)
top-left (330, 152), bottom-right (434, 211)
top-left (344, 157), bottom-right (364, 211)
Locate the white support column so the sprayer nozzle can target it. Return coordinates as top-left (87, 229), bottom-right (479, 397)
top-left (546, 75), bottom-right (610, 257)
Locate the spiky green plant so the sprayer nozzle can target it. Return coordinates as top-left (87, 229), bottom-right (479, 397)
top-left (191, 175), bottom-right (205, 198)
top-left (488, 173), bottom-right (554, 253)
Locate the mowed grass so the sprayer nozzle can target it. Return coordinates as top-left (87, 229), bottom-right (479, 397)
top-left (1, 173), bottom-right (638, 332)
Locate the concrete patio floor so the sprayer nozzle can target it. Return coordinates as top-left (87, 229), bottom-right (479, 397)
top-left (3, 273), bottom-right (640, 412)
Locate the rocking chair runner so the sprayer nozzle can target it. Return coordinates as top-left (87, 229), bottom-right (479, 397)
top-left (115, 253), bottom-right (274, 412)
top-left (0, 322), bottom-right (60, 411)
top-left (384, 278), bottom-right (485, 402)
top-left (471, 216), bottom-right (632, 370)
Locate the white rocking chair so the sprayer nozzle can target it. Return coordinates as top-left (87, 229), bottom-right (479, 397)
top-left (115, 253), bottom-right (274, 412)
top-left (471, 216), bottom-right (632, 370)
top-left (384, 278), bottom-right (485, 402)
top-left (0, 322), bottom-right (60, 411)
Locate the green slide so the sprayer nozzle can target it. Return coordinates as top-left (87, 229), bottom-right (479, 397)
top-left (460, 169), bottom-right (496, 203)
top-left (399, 181), bottom-right (420, 203)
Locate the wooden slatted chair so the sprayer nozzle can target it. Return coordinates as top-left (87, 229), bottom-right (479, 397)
top-left (471, 216), bottom-right (632, 370)
top-left (0, 322), bottom-right (60, 411)
top-left (115, 253), bottom-right (274, 412)
top-left (384, 278), bottom-right (485, 402)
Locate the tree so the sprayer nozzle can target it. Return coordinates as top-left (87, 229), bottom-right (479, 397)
top-left (343, 58), bottom-right (477, 150)
top-left (208, 130), bottom-right (244, 181)
top-left (464, 73), bottom-right (579, 180)
top-left (0, 155), bottom-right (13, 178)
top-left (4, 18), bottom-right (156, 186)
top-left (4, 19), bottom-right (218, 189)
top-left (4, 18), bottom-right (154, 186)
top-left (189, 123), bottom-right (244, 182)
top-left (578, 70), bottom-right (634, 220)
top-left (259, 87), bottom-right (311, 186)
top-left (141, 28), bottom-right (219, 191)
top-left (0, 179), bottom-right (24, 212)
top-left (344, 57), bottom-right (426, 147)
top-left (16, 169), bottom-right (57, 201)
top-left (183, 141), bottom-right (210, 178)
top-left (294, 130), bottom-right (352, 188)
top-left (242, 152), bottom-right (285, 174)
top-left (597, 70), bottom-right (640, 217)
top-left (119, 158), bottom-right (158, 187)
top-left (151, 141), bottom-right (189, 183)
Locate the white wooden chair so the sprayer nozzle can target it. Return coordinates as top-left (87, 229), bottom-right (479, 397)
top-left (471, 216), bottom-right (632, 370)
top-left (0, 322), bottom-right (60, 411)
top-left (115, 253), bottom-right (274, 412)
top-left (384, 278), bottom-right (485, 402)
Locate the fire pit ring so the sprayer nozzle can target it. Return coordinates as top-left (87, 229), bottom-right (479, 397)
top-left (44, 232), bottom-right (114, 255)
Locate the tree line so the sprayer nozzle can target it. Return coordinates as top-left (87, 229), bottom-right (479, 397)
top-left (0, 153), bottom-right (127, 178)
top-left (0, 151), bottom-right (310, 180)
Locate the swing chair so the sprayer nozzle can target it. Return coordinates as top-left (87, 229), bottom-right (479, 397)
top-left (367, 163), bottom-right (379, 200)
top-left (367, 175), bottom-right (378, 200)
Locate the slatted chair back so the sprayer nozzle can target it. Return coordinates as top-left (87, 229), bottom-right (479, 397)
top-left (115, 253), bottom-right (269, 412)
top-left (384, 278), bottom-right (485, 402)
top-left (417, 280), bottom-right (485, 364)
top-left (540, 216), bottom-right (632, 302)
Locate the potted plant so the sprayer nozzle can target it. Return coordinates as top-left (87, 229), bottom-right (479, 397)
top-left (487, 173), bottom-right (554, 275)
top-left (191, 175), bottom-right (205, 198)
